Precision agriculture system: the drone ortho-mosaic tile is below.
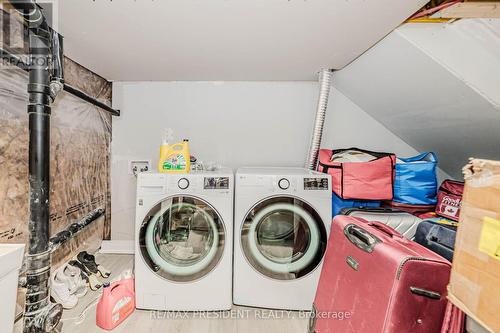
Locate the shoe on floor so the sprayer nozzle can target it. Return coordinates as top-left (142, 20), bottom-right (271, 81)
top-left (51, 269), bottom-right (78, 309)
top-left (77, 251), bottom-right (111, 278)
top-left (69, 259), bottom-right (103, 291)
top-left (59, 264), bottom-right (88, 298)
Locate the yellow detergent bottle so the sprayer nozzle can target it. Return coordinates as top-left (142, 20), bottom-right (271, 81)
top-left (158, 139), bottom-right (190, 173)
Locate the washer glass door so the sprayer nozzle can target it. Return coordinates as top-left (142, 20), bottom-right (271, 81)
top-left (139, 196), bottom-right (225, 282)
top-left (241, 196), bottom-right (327, 280)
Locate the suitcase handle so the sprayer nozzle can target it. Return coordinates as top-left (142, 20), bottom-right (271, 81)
top-left (341, 207), bottom-right (398, 215)
top-left (410, 287), bottom-right (441, 300)
top-left (367, 221), bottom-right (404, 239)
top-left (344, 224), bottom-right (381, 253)
top-left (354, 207), bottom-right (396, 213)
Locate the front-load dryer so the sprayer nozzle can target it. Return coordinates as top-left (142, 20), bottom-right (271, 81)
top-left (233, 167), bottom-right (331, 310)
top-left (135, 168), bottom-right (233, 311)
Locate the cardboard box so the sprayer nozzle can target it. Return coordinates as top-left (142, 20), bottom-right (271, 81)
top-left (448, 159), bottom-right (500, 333)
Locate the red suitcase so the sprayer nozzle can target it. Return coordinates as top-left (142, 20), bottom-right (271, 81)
top-left (310, 216), bottom-right (451, 333)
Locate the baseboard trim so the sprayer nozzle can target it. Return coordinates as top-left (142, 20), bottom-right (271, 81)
top-left (99, 240), bottom-right (134, 254)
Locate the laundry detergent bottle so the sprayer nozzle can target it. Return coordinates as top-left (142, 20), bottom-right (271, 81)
top-left (96, 278), bottom-right (135, 330)
top-left (158, 139), bottom-right (190, 173)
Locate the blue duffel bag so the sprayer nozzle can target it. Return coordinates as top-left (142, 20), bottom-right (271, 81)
top-left (331, 192), bottom-right (381, 217)
top-left (394, 152), bottom-right (438, 205)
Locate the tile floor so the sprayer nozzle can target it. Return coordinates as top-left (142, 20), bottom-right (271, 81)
top-left (14, 254), bottom-right (309, 333)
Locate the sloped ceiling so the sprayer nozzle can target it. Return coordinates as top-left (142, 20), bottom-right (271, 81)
top-left (54, 0), bottom-right (427, 81)
top-left (333, 19), bottom-right (500, 179)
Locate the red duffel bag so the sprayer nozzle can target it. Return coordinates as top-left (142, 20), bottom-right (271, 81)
top-left (318, 148), bottom-right (396, 200)
top-left (435, 179), bottom-right (464, 221)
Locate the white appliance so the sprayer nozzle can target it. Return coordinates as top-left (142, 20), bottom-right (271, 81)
top-left (0, 244), bottom-right (24, 333)
top-left (135, 169), bottom-right (233, 311)
top-left (233, 167), bottom-right (331, 310)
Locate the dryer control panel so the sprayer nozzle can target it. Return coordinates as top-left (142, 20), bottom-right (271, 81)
top-left (237, 173), bottom-right (331, 194)
top-left (278, 178), bottom-right (290, 190)
top-left (304, 177), bottom-right (329, 190)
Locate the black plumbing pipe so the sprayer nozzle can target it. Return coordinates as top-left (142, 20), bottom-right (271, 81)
top-left (8, 1), bottom-right (63, 332)
top-left (27, 27), bottom-right (51, 256)
top-left (48, 207), bottom-right (105, 250)
top-left (50, 30), bottom-right (64, 82)
top-left (49, 28), bottom-right (64, 101)
top-left (63, 84), bottom-right (121, 116)
top-left (25, 12), bottom-right (54, 333)
top-left (9, 0), bottom-right (45, 28)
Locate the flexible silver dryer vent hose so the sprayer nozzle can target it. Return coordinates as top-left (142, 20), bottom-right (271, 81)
top-left (305, 69), bottom-right (334, 170)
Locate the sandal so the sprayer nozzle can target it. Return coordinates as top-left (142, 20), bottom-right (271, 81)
top-left (69, 259), bottom-right (102, 291)
top-left (77, 251), bottom-right (111, 278)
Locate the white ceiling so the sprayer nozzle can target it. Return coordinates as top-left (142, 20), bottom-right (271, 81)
top-left (54, 0), bottom-right (427, 81)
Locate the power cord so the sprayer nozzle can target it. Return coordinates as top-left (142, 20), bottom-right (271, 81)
top-left (59, 293), bottom-right (102, 325)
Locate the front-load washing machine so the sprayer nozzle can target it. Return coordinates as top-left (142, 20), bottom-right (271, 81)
top-left (135, 168), bottom-right (233, 311)
top-left (233, 167), bottom-right (331, 310)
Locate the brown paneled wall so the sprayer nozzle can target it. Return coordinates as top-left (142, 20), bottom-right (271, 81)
top-left (0, 6), bottom-right (113, 254)
top-left (1, 8), bottom-right (114, 317)
top-left (0, 63), bottom-right (112, 253)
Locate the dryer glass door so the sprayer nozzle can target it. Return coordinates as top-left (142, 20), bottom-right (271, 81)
top-left (241, 196), bottom-right (327, 280)
top-left (139, 196), bottom-right (225, 282)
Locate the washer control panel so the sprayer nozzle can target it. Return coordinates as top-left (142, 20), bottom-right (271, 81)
top-left (204, 177), bottom-right (230, 190)
top-left (278, 178), bottom-right (290, 190)
top-left (178, 178), bottom-right (190, 190)
top-left (304, 177), bottom-right (329, 190)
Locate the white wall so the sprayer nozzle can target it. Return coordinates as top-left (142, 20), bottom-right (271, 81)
top-left (111, 81), bottom-right (426, 240)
